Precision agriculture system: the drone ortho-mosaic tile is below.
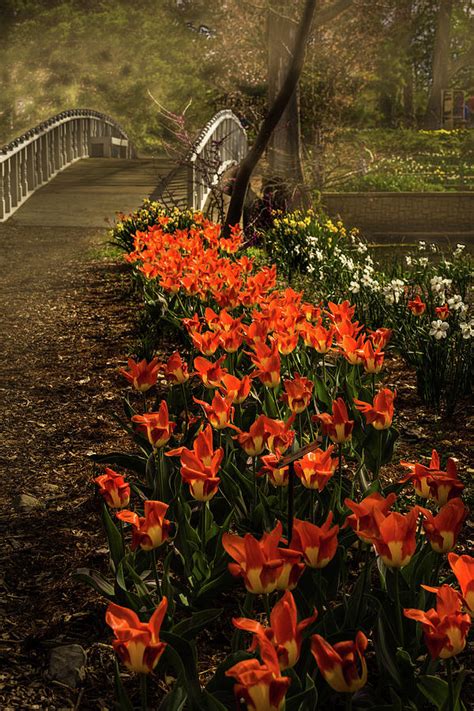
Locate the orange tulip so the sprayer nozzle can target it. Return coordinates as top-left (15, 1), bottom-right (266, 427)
top-left (245, 319), bottom-right (270, 348)
top-left (190, 329), bottom-right (221, 356)
top-left (219, 373), bottom-right (252, 404)
top-left (408, 294), bottom-right (426, 316)
top-left (265, 416), bottom-right (296, 456)
top-left (419, 498), bottom-right (468, 553)
top-left (294, 446), bottom-right (338, 492)
top-left (259, 454), bottom-right (289, 487)
top-left (131, 401), bottom-right (175, 448)
top-left (233, 590), bottom-right (317, 669)
top-left (106, 598), bottom-right (167, 674)
top-left (327, 300), bottom-right (356, 324)
top-left (193, 391), bottom-right (236, 430)
top-left (94, 468), bottom-right (130, 509)
top-left (404, 585), bottom-right (470, 659)
top-left (225, 633), bottom-right (291, 711)
top-left (314, 398), bottom-right (354, 444)
top-left (339, 334), bottom-right (366, 366)
top-left (448, 553), bottom-right (474, 615)
top-left (281, 374), bottom-right (313, 414)
top-left (116, 501), bottom-right (171, 551)
top-left (290, 514), bottom-right (339, 569)
top-left (193, 355), bottom-right (227, 388)
top-left (166, 424), bottom-right (223, 501)
top-left (370, 327), bottom-right (392, 349)
top-left (119, 357), bottom-right (160, 392)
top-left (273, 330), bottom-right (299, 355)
top-left (360, 339), bottom-right (384, 374)
top-left (234, 415), bottom-right (274, 457)
top-left (222, 522), bottom-right (287, 594)
top-left (250, 341), bottom-right (281, 388)
top-left (344, 492), bottom-right (397, 543)
top-left (165, 352), bottom-right (189, 384)
top-left (354, 388), bottom-right (396, 430)
top-left (274, 547), bottom-right (305, 591)
top-left (311, 631), bottom-right (368, 693)
top-left (435, 304), bottom-right (450, 320)
top-left (300, 323), bottom-right (334, 353)
top-left (372, 508), bottom-right (419, 568)
top-left (401, 450), bottom-right (464, 505)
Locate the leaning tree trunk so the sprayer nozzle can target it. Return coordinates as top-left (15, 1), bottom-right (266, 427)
top-left (424, 0), bottom-right (453, 129)
top-left (267, 1), bottom-right (305, 187)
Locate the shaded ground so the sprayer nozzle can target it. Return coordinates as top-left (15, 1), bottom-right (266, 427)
top-left (0, 223), bottom-right (136, 709)
top-left (0, 220), bottom-right (471, 708)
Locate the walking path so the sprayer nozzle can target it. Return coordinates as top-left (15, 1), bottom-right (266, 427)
top-left (0, 222), bottom-right (135, 708)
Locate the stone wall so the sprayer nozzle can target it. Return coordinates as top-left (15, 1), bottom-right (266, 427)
top-left (321, 192), bottom-right (474, 235)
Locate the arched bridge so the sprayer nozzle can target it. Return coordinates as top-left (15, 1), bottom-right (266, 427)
top-left (0, 108), bottom-right (247, 226)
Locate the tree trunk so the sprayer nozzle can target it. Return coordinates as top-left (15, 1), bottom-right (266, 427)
top-left (424, 0), bottom-right (453, 129)
top-left (267, 2), bottom-right (305, 185)
top-left (223, 0), bottom-right (318, 236)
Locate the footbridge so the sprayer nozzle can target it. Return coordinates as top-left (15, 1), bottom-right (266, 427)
top-left (0, 108), bottom-right (247, 227)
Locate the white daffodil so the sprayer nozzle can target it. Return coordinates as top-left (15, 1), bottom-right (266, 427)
top-left (429, 320), bottom-right (449, 340)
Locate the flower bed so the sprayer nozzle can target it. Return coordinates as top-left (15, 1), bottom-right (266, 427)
top-left (82, 207), bottom-right (472, 710)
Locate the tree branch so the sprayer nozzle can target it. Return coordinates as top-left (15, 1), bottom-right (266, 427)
top-left (223, 0), bottom-right (318, 234)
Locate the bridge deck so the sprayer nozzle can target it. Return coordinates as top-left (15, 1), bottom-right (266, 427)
top-left (8, 158), bottom-right (178, 228)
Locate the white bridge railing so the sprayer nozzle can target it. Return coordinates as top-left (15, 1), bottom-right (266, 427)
top-left (186, 110), bottom-right (247, 211)
top-left (0, 109), bottom-right (133, 221)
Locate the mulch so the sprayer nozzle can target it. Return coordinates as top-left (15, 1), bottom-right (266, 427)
top-left (0, 222), bottom-right (471, 708)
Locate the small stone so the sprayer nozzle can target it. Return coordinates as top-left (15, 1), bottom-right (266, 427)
top-left (14, 494), bottom-right (45, 512)
top-left (48, 644), bottom-right (87, 688)
top-left (43, 483), bottom-right (60, 493)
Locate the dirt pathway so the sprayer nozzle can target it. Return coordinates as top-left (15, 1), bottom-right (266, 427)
top-left (0, 223), bottom-right (135, 709)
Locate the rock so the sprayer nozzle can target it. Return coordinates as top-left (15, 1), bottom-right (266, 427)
top-left (42, 483), bottom-right (60, 494)
top-left (14, 493), bottom-right (45, 512)
top-left (48, 644), bottom-right (87, 688)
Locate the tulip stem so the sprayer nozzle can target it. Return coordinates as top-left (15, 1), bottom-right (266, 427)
top-left (139, 673), bottom-right (148, 710)
top-left (151, 548), bottom-right (162, 598)
top-left (393, 568), bottom-right (404, 647)
top-left (264, 593), bottom-right (271, 621)
top-left (337, 443), bottom-right (343, 509)
top-left (446, 658), bottom-right (454, 711)
top-left (181, 384), bottom-right (189, 432)
top-left (345, 693), bottom-right (353, 711)
top-left (287, 462), bottom-right (295, 544)
top-left (375, 429), bottom-right (383, 480)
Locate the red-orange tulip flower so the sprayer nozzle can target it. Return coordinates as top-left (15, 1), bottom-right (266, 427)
top-left (165, 352), bottom-right (189, 384)
top-left (233, 590), bottom-right (317, 669)
top-left (222, 522), bottom-right (286, 594)
top-left (116, 501), bottom-right (171, 551)
top-left (344, 492), bottom-right (397, 543)
top-left (314, 398), bottom-right (354, 444)
top-left (419, 498), bottom-right (468, 554)
top-left (225, 633), bottom-right (291, 711)
top-left (131, 401), bottom-right (175, 448)
top-left (119, 357), bottom-right (160, 392)
top-left (105, 598), bottom-right (167, 674)
top-left (274, 330), bottom-right (299, 355)
top-left (250, 341), bottom-right (281, 388)
top-left (401, 450), bottom-right (464, 505)
top-left (259, 454), bottom-right (289, 487)
top-left (300, 323), bottom-right (334, 353)
top-left (190, 329), bottom-right (221, 356)
top-left (193, 355), bottom-right (227, 388)
top-left (290, 513), bottom-right (339, 569)
top-left (370, 327), bottom-right (392, 349)
top-left (327, 300), bottom-right (356, 324)
top-left (339, 334), bottom-right (366, 366)
top-left (360, 339), bottom-right (385, 374)
top-left (404, 585), bottom-right (470, 659)
top-left (435, 303), bottom-right (450, 320)
top-left (448, 553), bottom-right (474, 615)
top-left (354, 388), bottom-right (396, 430)
top-left (265, 416), bottom-right (296, 456)
top-left (94, 468), bottom-right (130, 509)
top-left (166, 425), bottom-right (223, 501)
top-left (193, 391), bottom-right (236, 430)
top-left (294, 446), bottom-right (338, 492)
top-left (372, 507), bottom-right (419, 568)
top-left (281, 374), bottom-right (313, 414)
top-left (275, 547), bottom-right (305, 591)
top-left (311, 631), bottom-right (368, 693)
top-left (245, 319), bottom-right (270, 347)
top-left (220, 373), bottom-right (252, 404)
top-left (234, 415), bottom-right (274, 457)
top-left (408, 294), bottom-right (427, 316)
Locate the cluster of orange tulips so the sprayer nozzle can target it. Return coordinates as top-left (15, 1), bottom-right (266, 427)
top-left (86, 213), bottom-right (471, 710)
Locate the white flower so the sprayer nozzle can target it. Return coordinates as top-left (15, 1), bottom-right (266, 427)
top-left (315, 249), bottom-right (323, 262)
top-left (431, 276), bottom-right (443, 292)
top-left (418, 241), bottom-right (426, 251)
top-left (458, 303), bottom-right (469, 320)
top-left (356, 243), bottom-right (368, 254)
top-left (406, 256), bottom-right (412, 266)
top-left (419, 257), bottom-right (428, 266)
top-left (429, 320), bottom-right (449, 340)
top-left (460, 320), bottom-right (474, 340)
top-left (454, 243), bottom-right (465, 257)
top-left (430, 243), bottom-right (437, 253)
top-left (447, 294), bottom-right (463, 311)
top-left (349, 280), bottom-right (360, 294)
